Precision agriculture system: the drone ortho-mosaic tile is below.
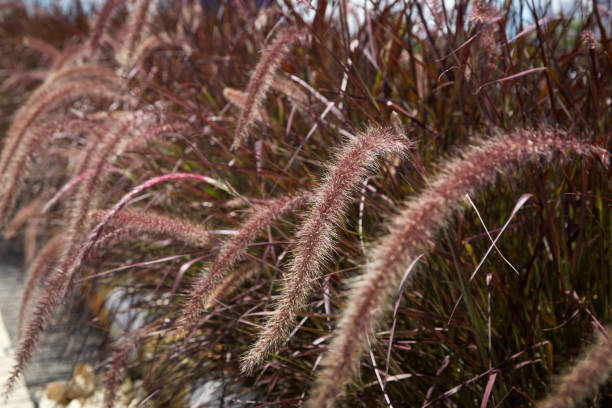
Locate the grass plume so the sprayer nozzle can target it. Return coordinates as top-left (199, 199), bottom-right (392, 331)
top-left (0, 118), bottom-right (104, 230)
top-left (0, 79), bottom-right (119, 174)
top-left (22, 36), bottom-right (60, 60)
top-left (242, 126), bottom-right (409, 372)
top-left (231, 25), bottom-right (303, 150)
top-left (1, 2), bottom-right (610, 405)
top-left (116, 0), bottom-right (154, 70)
top-left (16, 235), bottom-right (64, 341)
top-left (87, 0), bottom-right (122, 55)
top-left (537, 326), bottom-right (612, 408)
top-left (223, 87), bottom-right (265, 122)
top-left (89, 208), bottom-right (212, 248)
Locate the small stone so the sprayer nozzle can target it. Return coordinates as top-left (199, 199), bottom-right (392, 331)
top-left (45, 380), bottom-right (70, 405)
top-left (78, 390), bottom-right (106, 408)
top-left (39, 394), bottom-right (65, 408)
top-left (117, 377), bottom-right (133, 405)
top-left (68, 363), bottom-right (96, 399)
top-left (66, 399), bottom-right (84, 408)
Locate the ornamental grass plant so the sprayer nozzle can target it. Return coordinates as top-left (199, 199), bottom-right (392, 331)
top-left (0, 0), bottom-right (610, 407)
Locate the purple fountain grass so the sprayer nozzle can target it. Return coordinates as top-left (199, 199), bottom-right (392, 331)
top-left (45, 64), bottom-right (121, 86)
top-left (0, 65), bottom-right (118, 151)
top-left (88, 0), bottom-right (123, 55)
top-left (537, 326), bottom-right (612, 408)
top-left (130, 32), bottom-right (195, 68)
top-left (22, 36), bottom-right (60, 60)
top-left (7, 113), bottom-right (164, 392)
top-left (62, 173), bottom-right (214, 292)
top-left (242, 126), bottom-right (409, 373)
top-left (304, 128), bottom-right (610, 408)
top-left (5, 278), bottom-right (65, 397)
top-left (43, 170), bottom-right (96, 214)
top-left (18, 227), bottom-right (138, 341)
top-left (4, 173), bottom-right (210, 397)
top-left (122, 121), bottom-right (188, 153)
top-left (89, 208), bottom-right (212, 248)
top-left (231, 25), bottom-right (303, 150)
top-left (270, 75), bottom-right (310, 109)
top-left (0, 80), bottom-right (119, 181)
top-left (205, 264), bottom-right (258, 310)
top-left (4, 198), bottom-right (42, 239)
top-left (0, 70), bottom-right (48, 92)
top-left (182, 190), bottom-right (313, 327)
top-left (62, 112), bottom-right (161, 252)
top-left (103, 330), bottom-right (144, 408)
top-left (469, 1), bottom-right (501, 25)
top-left (0, 119), bottom-right (104, 230)
top-left (50, 44), bottom-right (88, 71)
top-left (38, 120), bottom-right (183, 218)
top-left (16, 235), bottom-right (64, 341)
top-left (61, 117), bottom-right (186, 253)
top-left (223, 87), bottom-right (265, 122)
top-left (116, 0), bottom-right (154, 70)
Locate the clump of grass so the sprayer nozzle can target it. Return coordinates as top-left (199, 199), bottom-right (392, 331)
top-left (0, 1), bottom-right (610, 406)
top-left (305, 128), bottom-right (609, 407)
top-left (6, 173), bottom-right (210, 393)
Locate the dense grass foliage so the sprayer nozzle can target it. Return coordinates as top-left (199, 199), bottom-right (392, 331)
top-left (0, 1), bottom-right (610, 407)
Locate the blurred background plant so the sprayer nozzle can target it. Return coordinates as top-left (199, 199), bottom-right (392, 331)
top-left (0, 0), bottom-right (610, 407)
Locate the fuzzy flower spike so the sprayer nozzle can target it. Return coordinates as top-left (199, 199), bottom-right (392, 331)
top-left (242, 125), bottom-right (410, 373)
top-left (231, 25), bottom-right (303, 150)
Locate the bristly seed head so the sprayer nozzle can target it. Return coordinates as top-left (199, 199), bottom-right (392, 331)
top-left (241, 125), bottom-right (410, 373)
top-left (231, 25), bottom-right (304, 151)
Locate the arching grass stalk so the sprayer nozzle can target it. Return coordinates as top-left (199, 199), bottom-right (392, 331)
top-left (243, 126), bottom-right (410, 372)
top-left (231, 25), bottom-right (303, 150)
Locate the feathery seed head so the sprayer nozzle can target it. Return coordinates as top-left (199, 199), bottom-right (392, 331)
top-left (116, 0), bottom-right (154, 70)
top-left (469, 1), bottom-right (501, 25)
top-left (0, 80), bottom-right (119, 180)
top-left (231, 25), bottom-right (305, 150)
top-left (581, 30), bottom-right (598, 50)
top-left (4, 173), bottom-right (212, 395)
top-left (22, 36), bottom-right (60, 60)
top-left (242, 126), bottom-right (410, 373)
top-left (89, 208), bottom-right (212, 248)
top-left (223, 87), bottom-right (266, 122)
top-left (17, 235), bottom-right (64, 341)
top-left (88, 0), bottom-right (122, 55)
top-left (538, 326), bottom-right (612, 408)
